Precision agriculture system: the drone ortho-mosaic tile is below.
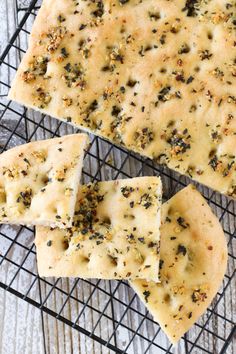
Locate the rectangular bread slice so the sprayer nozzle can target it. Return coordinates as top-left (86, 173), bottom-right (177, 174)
top-left (131, 185), bottom-right (227, 344)
top-left (0, 134), bottom-right (88, 228)
top-left (35, 177), bottom-right (162, 281)
top-left (8, 0), bottom-right (236, 198)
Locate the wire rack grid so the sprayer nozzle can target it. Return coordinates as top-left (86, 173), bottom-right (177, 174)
top-left (0, 1), bottom-right (235, 353)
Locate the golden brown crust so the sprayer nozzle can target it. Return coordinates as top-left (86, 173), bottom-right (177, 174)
top-left (35, 177), bottom-right (162, 281)
top-left (0, 134), bottom-right (88, 227)
top-left (131, 185), bottom-right (228, 344)
top-left (8, 0), bottom-right (236, 198)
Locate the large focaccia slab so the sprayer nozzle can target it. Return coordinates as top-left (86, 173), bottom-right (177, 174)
top-left (131, 185), bottom-right (227, 344)
top-left (35, 177), bottom-right (162, 281)
top-left (8, 0), bottom-right (236, 198)
top-left (0, 134), bottom-right (88, 228)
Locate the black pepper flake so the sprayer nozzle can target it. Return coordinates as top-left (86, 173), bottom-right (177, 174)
top-left (188, 312), bottom-right (192, 319)
top-left (186, 76), bottom-right (194, 84)
top-left (175, 74), bottom-right (185, 82)
top-left (158, 86), bottom-right (171, 102)
top-left (57, 14), bottom-right (66, 23)
top-left (177, 217), bottom-right (189, 228)
top-left (138, 46), bottom-right (145, 57)
top-left (126, 233), bottom-right (135, 243)
top-left (47, 240), bottom-right (52, 247)
top-left (23, 158), bottom-right (30, 165)
top-left (177, 244), bottom-right (187, 256)
top-left (79, 24), bottom-right (87, 31)
top-left (127, 79), bottom-right (137, 87)
top-left (64, 63), bottom-right (71, 72)
top-left (87, 100), bottom-right (98, 114)
top-left (61, 47), bottom-right (69, 58)
top-left (148, 241), bottom-right (157, 248)
top-left (138, 237), bottom-right (145, 243)
top-left (101, 65), bottom-right (113, 72)
top-left (178, 43), bottom-right (190, 54)
top-left (143, 290), bottom-right (151, 303)
top-left (160, 34), bottom-right (166, 45)
top-left (159, 259), bottom-right (164, 269)
top-left (182, 0), bottom-right (199, 17)
top-left (91, 0), bottom-right (104, 17)
top-left (111, 105), bottom-right (121, 117)
top-left (175, 91), bottom-right (182, 99)
top-left (149, 12), bottom-right (161, 21)
top-left (81, 228), bottom-right (88, 235)
top-left (144, 45), bottom-right (153, 52)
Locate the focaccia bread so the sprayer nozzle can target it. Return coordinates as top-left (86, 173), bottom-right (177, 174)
top-left (8, 0), bottom-right (236, 198)
top-left (131, 185), bottom-right (228, 344)
top-left (0, 134), bottom-right (88, 228)
top-left (35, 177), bottom-right (162, 281)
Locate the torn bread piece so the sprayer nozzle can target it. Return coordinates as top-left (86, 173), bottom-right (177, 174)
top-left (35, 177), bottom-right (162, 281)
top-left (0, 134), bottom-right (88, 228)
top-left (131, 185), bottom-right (227, 344)
top-left (8, 0), bottom-right (236, 198)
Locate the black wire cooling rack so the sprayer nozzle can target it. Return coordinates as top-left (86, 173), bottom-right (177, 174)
top-left (0, 1), bottom-right (235, 353)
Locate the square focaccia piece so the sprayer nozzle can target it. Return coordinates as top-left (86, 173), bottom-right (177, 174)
top-left (131, 185), bottom-right (227, 344)
top-left (0, 134), bottom-right (88, 228)
top-left (35, 177), bottom-right (162, 281)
